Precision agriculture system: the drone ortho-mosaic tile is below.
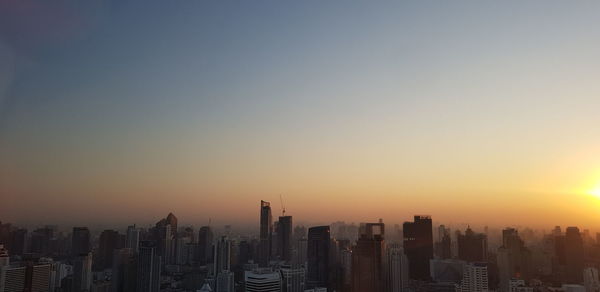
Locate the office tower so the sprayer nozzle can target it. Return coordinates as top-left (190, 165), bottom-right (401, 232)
top-left (584, 267), bottom-right (600, 292)
top-left (72, 227), bottom-right (91, 257)
top-left (166, 212), bottom-right (178, 237)
top-left (97, 230), bottom-right (120, 270)
top-left (26, 263), bottom-right (52, 292)
top-left (339, 249), bottom-right (352, 292)
top-left (565, 227), bottom-right (584, 283)
top-left (457, 227), bottom-right (488, 262)
top-left (293, 226), bottom-right (307, 242)
top-left (198, 226), bottom-right (214, 265)
top-left (259, 200), bottom-right (273, 267)
top-left (1, 265), bottom-right (26, 291)
top-left (126, 225), bottom-right (140, 253)
top-left (352, 221), bottom-right (385, 292)
top-left (497, 228), bottom-right (532, 291)
top-left (9, 229), bottom-right (27, 256)
top-left (73, 252), bottom-right (93, 292)
top-left (293, 238), bottom-right (308, 267)
top-left (306, 226), bottom-right (330, 290)
top-left (244, 269), bottom-right (281, 292)
top-left (278, 216), bottom-right (293, 263)
top-left (457, 262), bottom-right (488, 292)
top-left (30, 227), bottom-right (53, 255)
top-left (214, 236), bottom-right (231, 274)
top-left (403, 215), bottom-right (433, 281)
top-left (435, 225), bottom-right (452, 259)
top-left (154, 219), bottom-right (173, 265)
top-left (386, 243), bottom-right (409, 292)
top-left (430, 259), bottom-right (465, 284)
top-left (137, 241), bottom-right (161, 292)
top-left (111, 248), bottom-right (136, 292)
top-left (280, 265), bottom-right (305, 292)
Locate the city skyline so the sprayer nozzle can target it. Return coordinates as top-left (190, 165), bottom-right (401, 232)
top-left (2, 1), bottom-right (600, 229)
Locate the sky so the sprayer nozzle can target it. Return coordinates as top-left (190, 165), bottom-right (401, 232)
top-left (1, 0), bottom-right (600, 230)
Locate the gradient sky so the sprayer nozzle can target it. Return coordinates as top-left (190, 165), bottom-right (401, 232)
top-left (1, 1), bottom-right (600, 230)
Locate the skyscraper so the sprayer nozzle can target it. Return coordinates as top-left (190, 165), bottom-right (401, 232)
top-left (497, 228), bottom-right (531, 291)
top-left (386, 243), bottom-right (409, 292)
top-left (457, 227), bottom-right (487, 263)
top-left (403, 215), bottom-right (433, 281)
top-left (280, 265), bottom-right (305, 292)
top-left (137, 241), bottom-right (161, 292)
top-left (352, 221), bottom-right (385, 292)
top-left (198, 226), bottom-right (214, 265)
top-left (111, 248), bottom-right (136, 292)
top-left (214, 236), bottom-right (231, 274)
top-left (278, 216), bottom-right (293, 263)
top-left (307, 226), bottom-right (330, 290)
top-left (565, 227), bottom-right (584, 284)
top-left (97, 229), bottom-right (120, 270)
top-left (72, 252), bottom-right (93, 292)
top-left (259, 200), bottom-right (273, 267)
top-left (72, 227), bottom-right (91, 257)
top-left (126, 225), bottom-right (140, 253)
top-left (166, 212), bottom-right (178, 237)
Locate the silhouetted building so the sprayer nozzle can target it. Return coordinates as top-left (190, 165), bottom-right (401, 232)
top-left (136, 241), bottom-right (161, 292)
top-left (73, 252), bottom-right (93, 292)
top-left (278, 216), bottom-right (293, 263)
top-left (565, 227), bottom-right (584, 284)
top-left (111, 248), bottom-right (136, 292)
top-left (497, 228), bottom-right (531, 291)
top-left (307, 226), bottom-right (330, 290)
top-left (97, 230), bottom-right (120, 270)
top-left (436, 225), bottom-right (452, 260)
top-left (457, 227), bottom-right (487, 262)
top-left (166, 213), bottom-right (178, 237)
top-left (214, 236), bottom-right (231, 274)
top-left (280, 265), bottom-right (305, 292)
top-left (72, 227), bottom-right (91, 257)
top-left (259, 200), bottom-right (273, 267)
top-left (126, 225), bottom-right (139, 253)
top-left (198, 226), bottom-right (214, 265)
top-left (352, 221), bottom-right (385, 292)
top-left (403, 215), bottom-right (433, 281)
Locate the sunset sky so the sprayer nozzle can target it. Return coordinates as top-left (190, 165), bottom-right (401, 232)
top-left (1, 1), bottom-right (600, 230)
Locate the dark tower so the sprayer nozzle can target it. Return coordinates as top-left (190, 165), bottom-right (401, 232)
top-left (72, 227), bottom-right (91, 256)
top-left (259, 200), bottom-right (273, 267)
top-left (198, 226), bottom-right (214, 265)
top-left (403, 215), bottom-right (433, 280)
top-left (307, 226), bottom-right (330, 290)
top-left (352, 221), bottom-right (385, 292)
top-left (278, 216), bottom-right (293, 263)
top-left (457, 227), bottom-right (487, 262)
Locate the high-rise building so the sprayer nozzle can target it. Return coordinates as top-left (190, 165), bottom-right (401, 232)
top-left (306, 226), bottom-right (330, 290)
top-left (457, 262), bottom-right (488, 292)
top-left (111, 248), bottom-right (136, 292)
top-left (9, 229), bottom-right (27, 256)
top-left (245, 269), bottom-right (281, 292)
top-left (457, 227), bottom-right (487, 262)
top-left (259, 201), bottom-right (273, 267)
top-left (215, 270), bottom-right (234, 292)
top-left (403, 215), bottom-right (433, 281)
top-left (166, 212), bottom-right (178, 237)
top-left (198, 226), bottom-right (214, 265)
top-left (214, 236), bottom-right (231, 274)
top-left (136, 241), bottom-right (161, 292)
top-left (97, 229), bottom-right (120, 270)
top-left (72, 227), bottom-right (91, 257)
top-left (435, 225), bottom-right (452, 259)
top-left (72, 252), bottom-right (93, 292)
top-left (126, 225), bottom-right (140, 253)
top-left (352, 221), bottom-right (385, 292)
top-left (278, 216), bottom-right (293, 263)
top-left (497, 228), bottom-right (531, 291)
top-left (565, 227), bottom-right (584, 284)
top-left (280, 265), bottom-right (305, 292)
top-left (154, 219), bottom-right (173, 265)
top-left (584, 267), bottom-right (600, 292)
top-left (386, 243), bottom-right (409, 292)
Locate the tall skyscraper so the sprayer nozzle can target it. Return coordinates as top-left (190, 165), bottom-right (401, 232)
top-left (126, 225), bottom-right (140, 253)
top-left (214, 236), bottom-right (231, 274)
top-left (166, 212), bottom-right (178, 237)
top-left (137, 241), bottom-right (161, 292)
top-left (306, 226), bottom-right (330, 290)
top-left (403, 215), bottom-right (433, 281)
top-left (154, 219), bottom-right (173, 265)
top-left (72, 227), bottom-right (91, 257)
top-left (97, 229), bottom-right (120, 270)
top-left (259, 200), bottom-right (273, 267)
top-left (278, 216), bottom-right (293, 263)
top-left (497, 228), bottom-right (531, 291)
top-left (565, 227), bottom-right (584, 284)
top-left (111, 248), bottom-right (136, 292)
top-left (435, 225), bottom-right (452, 259)
top-left (457, 227), bottom-right (487, 262)
top-left (386, 243), bottom-right (409, 292)
top-left (72, 252), bottom-right (93, 292)
top-left (198, 226), bottom-right (214, 265)
top-left (352, 221), bottom-right (385, 292)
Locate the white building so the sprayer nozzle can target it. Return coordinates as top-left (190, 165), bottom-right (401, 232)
top-left (386, 244), bottom-right (409, 292)
top-left (457, 263), bottom-right (488, 292)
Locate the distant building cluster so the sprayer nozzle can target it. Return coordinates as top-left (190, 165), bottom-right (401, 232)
top-left (1, 203), bottom-right (599, 292)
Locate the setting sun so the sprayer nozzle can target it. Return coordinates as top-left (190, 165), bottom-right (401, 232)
top-left (589, 184), bottom-right (600, 199)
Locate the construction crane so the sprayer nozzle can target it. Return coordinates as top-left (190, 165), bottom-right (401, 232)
top-left (280, 194), bottom-right (286, 216)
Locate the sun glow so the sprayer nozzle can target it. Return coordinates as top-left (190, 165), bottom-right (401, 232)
top-left (589, 184), bottom-right (600, 199)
